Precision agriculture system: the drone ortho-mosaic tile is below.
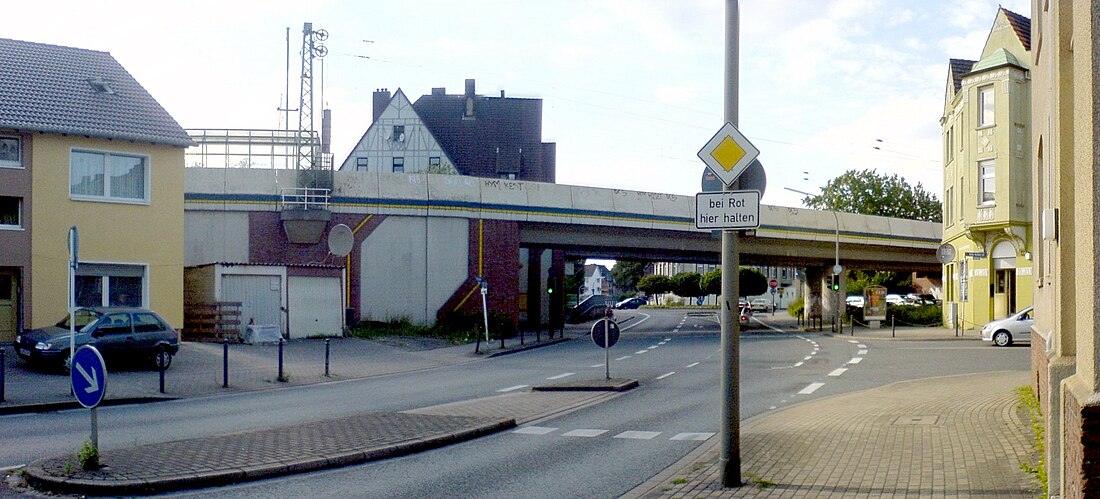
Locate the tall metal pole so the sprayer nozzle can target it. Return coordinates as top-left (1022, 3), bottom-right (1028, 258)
top-left (719, 0), bottom-right (742, 488)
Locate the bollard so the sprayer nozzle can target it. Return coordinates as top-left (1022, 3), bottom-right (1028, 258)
top-left (222, 339), bottom-right (229, 388)
top-left (278, 338), bottom-right (285, 382)
top-left (0, 347), bottom-right (5, 403)
top-left (324, 338), bottom-right (330, 377)
top-left (892, 316), bottom-right (896, 338)
top-left (158, 351), bottom-right (166, 394)
top-left (500, 331), bottom-right (504, 350)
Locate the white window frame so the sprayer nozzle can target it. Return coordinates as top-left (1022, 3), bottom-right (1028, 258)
top-left (70, 148), bottom-right (151, 204)
top-left (979, 159), bottom-right (996, 205)
top-left (978, 85), bottom-right (995, 127)
top-left (392, 157), bottom-right (404, 173)
top-left (0, 136), bottom-right (21, 169)
top-left (356, 157), bottom-right (368, 172)
top-left (0, 196), bottom-right (22, 230)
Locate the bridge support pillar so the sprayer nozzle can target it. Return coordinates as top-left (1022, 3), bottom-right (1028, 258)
top-left (802, 268), bottom-right (823, 330)
top-left (820, 266), bottom-right (845, 331)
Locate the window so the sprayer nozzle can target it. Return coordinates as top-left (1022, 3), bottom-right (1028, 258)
top-left (75, 263), bottom-right (145, 307)
top-left (0, 136), bottom-right (20, 168)
top-left (392, 125), bottom-right (405, 142)
top-left (356, 157), bottom-right (368, 172)
top-left (978, 85), bottom-right (995, 127)
top-left (392, 157), bottom-right (404, 173)
top-left (98, 313), bottom-right (132, 335)
top-left (944, 127), bottom-right (954, 163)
top-left (979, 159), bottom-right (996, 204)
top-left (0, 196), bottom-right (21, 228)
top-left (133, 312), bottom-right (167, 333)
top-left (945, 187), bottom-right (953, 225)
top-left (429, 157), bottom-right (441, 168)
top-left (71, 150), bottom-right (148, 203)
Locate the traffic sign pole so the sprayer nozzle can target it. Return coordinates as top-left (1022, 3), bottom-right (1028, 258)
top-left (604, 317), bottom-right (610, 380)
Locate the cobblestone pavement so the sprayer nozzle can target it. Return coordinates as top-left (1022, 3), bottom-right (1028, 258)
top-left (625, 371), bottom-right (1040, 498)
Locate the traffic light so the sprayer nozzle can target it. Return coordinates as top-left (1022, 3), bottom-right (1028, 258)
top-left (831, 275), bottom-right (840, 291)
top-left (547, 285), bottom-right (554, 295)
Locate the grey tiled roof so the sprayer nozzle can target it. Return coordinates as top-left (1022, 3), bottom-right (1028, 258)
top-left (949, 59), bottom-right (976, 93)
top-left (1001, 7), bottom-right (1031, 51)
top-left (0, 38), bottom-right (192, 147)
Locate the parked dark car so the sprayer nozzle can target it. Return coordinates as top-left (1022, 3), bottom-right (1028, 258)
top-left (15, 307), bottom-right (179, 371)
top-left (615, 297), bottom-right (646, 309)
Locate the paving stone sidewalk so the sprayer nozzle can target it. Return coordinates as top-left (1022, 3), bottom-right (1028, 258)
top-left (625, 371), bottom-right (1041, 498)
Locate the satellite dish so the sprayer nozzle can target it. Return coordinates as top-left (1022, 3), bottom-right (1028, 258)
top-left (327, 224), bottom-right (354, 257)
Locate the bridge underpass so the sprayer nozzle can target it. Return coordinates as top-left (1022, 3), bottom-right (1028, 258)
top-left (185, 168), bottom-right (942, 334)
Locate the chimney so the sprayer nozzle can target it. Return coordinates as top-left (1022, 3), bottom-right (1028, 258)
top-left (464, 79), bottom-right (475, 118)
top-left (372, 88), bottom-right (391, 123)
top-left (500, 90), bottom-right (505, 98)
top-left (432, 87), bottom-right (445, 96)
top-left (321, 109), bottom-right (332, 154)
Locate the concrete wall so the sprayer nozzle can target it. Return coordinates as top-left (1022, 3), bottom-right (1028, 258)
top-left (184, 211), bottom-right (248, 266)
top-left (360, 216), bottom-right (467, 325)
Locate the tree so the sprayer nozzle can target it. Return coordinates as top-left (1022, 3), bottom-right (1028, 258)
top-left (701, 269), bottom-right (721, 296)
top-left (670, 272), bottom-right (703, 300)
top-left (695, 268), bottom-right (767, 298)
top-left (637, 274), bottom-right (672, 305)
top-left (611, 261), bottom-right (649, 296)
top-left (801, 169), bottom-right (941, 222)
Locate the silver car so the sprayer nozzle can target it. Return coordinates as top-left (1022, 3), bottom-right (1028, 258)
top-left (980, 306), bottom-right (1033, 347)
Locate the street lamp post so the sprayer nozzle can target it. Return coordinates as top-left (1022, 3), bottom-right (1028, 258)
top-left (784, 187), bottom-right (841, 330)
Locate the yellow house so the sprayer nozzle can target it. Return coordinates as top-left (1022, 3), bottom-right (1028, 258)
top-left (0, 38), bottom-right (192, 341)
top-left (940, 7), bottom-right (1033, 329)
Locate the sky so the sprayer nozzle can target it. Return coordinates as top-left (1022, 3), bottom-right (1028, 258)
top-left (8, 0), bottom-right (1029, 210)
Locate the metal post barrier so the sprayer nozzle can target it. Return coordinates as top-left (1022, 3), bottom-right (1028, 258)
top-left (892, 316), bottom-right (896, 338)
top-left (499, 331), bottom-right (505, 350)
top-left (278, 338), bottom-right (285, 382)
top-left (521, 328), bottom-right (525, 345)
top-left (222, 339), bottom-right (229, 388)
top-left (324, 339), bottom-right (330, 377)
top-left (0, 347), bottom-right (5, 403)
top-left (158, 352), bottom-right (166, 394)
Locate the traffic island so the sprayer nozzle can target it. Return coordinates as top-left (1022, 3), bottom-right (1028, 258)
top-left (532, 378), bottom-right (639, 392)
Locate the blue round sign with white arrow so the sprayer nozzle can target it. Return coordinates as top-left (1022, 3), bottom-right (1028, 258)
top-left (71, 345), bottom-right (107, 408)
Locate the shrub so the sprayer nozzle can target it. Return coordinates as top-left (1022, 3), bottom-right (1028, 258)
top-left (788, 297), bottom-right (804, 318)
top-left (77, 440), bottom-right (99, 471)
top-left (886, 304), bottom-right (942, 327)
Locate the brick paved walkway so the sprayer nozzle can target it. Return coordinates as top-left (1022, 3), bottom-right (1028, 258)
top-left (626, 371), bottom-right (1040, 498)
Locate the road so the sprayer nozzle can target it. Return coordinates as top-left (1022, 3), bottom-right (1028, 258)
top-left (1, 309), bottom-right (1028, 497)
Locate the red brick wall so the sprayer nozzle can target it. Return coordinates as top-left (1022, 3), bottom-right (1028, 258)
top-left (436, 219), bottom-right (520, 328)
top-left (1033, 342), bottom-right (1050, 420)
top-left (1064, 391), bottom-right (1100, 497)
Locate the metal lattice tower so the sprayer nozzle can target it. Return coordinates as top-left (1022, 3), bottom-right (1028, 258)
top-left (296, 22), bottom-right (329, 189)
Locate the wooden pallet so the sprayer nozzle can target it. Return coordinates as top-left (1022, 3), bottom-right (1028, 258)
top-left (183, 302), bottom-right (243, 342)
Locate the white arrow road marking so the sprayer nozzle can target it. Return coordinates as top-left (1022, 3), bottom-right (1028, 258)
top-left (798, 382), bottom-right (825, 394)
top-left (76, 363), bottom-right (99, 393)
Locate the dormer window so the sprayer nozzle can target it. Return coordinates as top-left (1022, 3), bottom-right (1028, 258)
top-left (88, 78), bottom-right (114, 94)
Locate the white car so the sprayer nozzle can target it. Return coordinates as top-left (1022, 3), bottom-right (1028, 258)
top-left (885, 294), bottom-right (905, 306)
top-left (981, 307), bottom-right (1034, 346)
top-left (750, 298), bottom-right (769, 312)
top-left (846, 296), bottom-right (865, 308)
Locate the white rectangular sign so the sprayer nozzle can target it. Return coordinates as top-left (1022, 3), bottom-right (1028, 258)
top-left (695, 191), bottom-right (761, 230)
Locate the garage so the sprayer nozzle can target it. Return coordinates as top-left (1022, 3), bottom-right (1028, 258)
top-left (288, 275), bottom-right (344, 338)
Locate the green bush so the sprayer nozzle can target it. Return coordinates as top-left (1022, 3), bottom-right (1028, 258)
top-left (788, 297), bottom-right (804, 318)
top-left (348, 312), bottom-right (517, 344)
top-left (886, 304), bottom-right (942, 327)
top-left (77, 440), bottom-right (99, 471)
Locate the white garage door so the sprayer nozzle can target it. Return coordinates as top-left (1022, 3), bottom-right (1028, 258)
top-left (222, 274), bottom-right (283, 338)
top-left (288, 276), bottom-right (342, 338)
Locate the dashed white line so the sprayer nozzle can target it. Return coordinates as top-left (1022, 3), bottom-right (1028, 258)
top-left (513, 426), bottom-right (557, 435)
top-left (670, 432), bottom-right (714, 441)
top-left (616, 355), bottom-right (632, 361)
top-left (656, 372), bottom-right (676, 380)
top-left (686, 362), bottom-right (700, 368)
top-left (664, 338), bottom-right (671, 341)
top-left (615, 431), bottom-right (662, 440)
top-left (849, 357), bottom-right (863, 364)
top-left (546, 372), bottom-right (575, 380)
top-left (793, 361), bottom-right (804, 367)
top-left (847, 340), bottom-right (859, 344)
top-left (857, 344), bottom-right (867, 349)
top-left (589, 364), bottom-right (604, 368)
top-left (647, 346), bottom-right (658, 350)
top-left (497, 385), bottom-right (530, 393)
top-left (858, 349), bottom-right (868, 355)
top-left (562, 429), bottom-right (608, 437)
top-left (658, 341), bottom-right (667, 345)
top-left (635, 350), bottom-right (649, 355)
top-left (799, 382), bottom-right (825, 394)
top-left (803, 355), bottom-right (813, 361)
top-left (828, 368), bottom-right (848, 377)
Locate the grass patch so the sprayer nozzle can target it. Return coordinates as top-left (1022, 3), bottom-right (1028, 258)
top-left (348, 313), bottom-right (516, 345)
top-left (1016, 385), bottom-right (1048, 498)
top-left (669, 477), bottom-right (688, 485)
top-left (745, 472), bottom-right (776, 490)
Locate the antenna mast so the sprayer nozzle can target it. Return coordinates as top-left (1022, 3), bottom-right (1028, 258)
top-left (296, 22), bottom-right (329, 189)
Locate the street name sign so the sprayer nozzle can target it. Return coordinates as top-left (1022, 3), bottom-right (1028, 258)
top-left (695, 191), bottom-right (761, 230)
top-left (71, 345), bottom-right (107, 408)
top-left (697, 122), bottom-right (760, 187)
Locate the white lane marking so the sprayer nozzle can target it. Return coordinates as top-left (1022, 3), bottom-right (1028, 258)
top-left (752, 317), bottom-right (786, 332)
top-left (658, 341), bottom-right (667, 345)
top-left (619, 312), bottom-right (651, 331)
top-left (670, 432), bottom-right (715, 441)
top-left (768, 406), bottom-right (777, 410)
top-left (513, 426), bottom-right (557, 435)
top-left (686, 362), bottom-right (700, 368)
top-left (793, 361), bottom-right (804, 367)
top-left (647, 346), bottom-right (659, 350)
top-left (858, 349), bottom-right (868, 355)
top-left (803, 356), bottom-right (813, 361)
top-left (849, 357), bottom-right (863, 364)
top-left (828, 368), bottom-right (848, 377)
top-left (563, 429), bottom-right (608, 437)
top-left (664, 338), bottom-right (671, 341)
top-left (616, 355), bottom-right (632, 361)
top-left (813, 348), bottom-right (819, 352)
top-left (0, 464), bottom-right (24, 473)
top-left (857, 344), bottom-right (867, 349)
top-left (656, 372), bottom-right (676, 380)
top-left (635, 350), bottom-right (649, 355)
top-left (497, 385), bottom-right (530, 393)
top-left (547, 372), bottom-right (575, 380)
top-left (589, 364), bottom-right (604, 368)
top-left (799, 382), bottom-right (825, 394)
top-left (847, 340), bottom-right (859, 344)
top-left (615, 431), bottom-right (662, 440)
top-left (673, 328), bottom-right (680, 333)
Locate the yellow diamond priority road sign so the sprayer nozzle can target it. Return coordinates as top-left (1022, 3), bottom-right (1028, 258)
top-left (697, 122), bottom-right (760, 187)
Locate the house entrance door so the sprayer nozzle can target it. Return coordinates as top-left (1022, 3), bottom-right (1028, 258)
top-left (993, 269), bottom-right (1015, 319)
top-left (0, 271), bottom-right (18, 342)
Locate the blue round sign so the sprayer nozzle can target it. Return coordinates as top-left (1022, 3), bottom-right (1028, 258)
top-left (71, 345), bottom-right (107, 408)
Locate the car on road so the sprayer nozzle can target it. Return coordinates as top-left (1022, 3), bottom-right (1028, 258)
top-left (981, 306), bottom-right (1034, 347)
top-left (750, 298), bottom-right (769, 312)
top-left (614, 297), bottom-right (646, 309)
top-left (885, 294), bottom-right (905, 306)
top-left (16, 307), bottom-right (180, 370)
top-left (846, 295), bottom-right (865, 308)
top-left (739, 306), bottom-right (752, 324)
